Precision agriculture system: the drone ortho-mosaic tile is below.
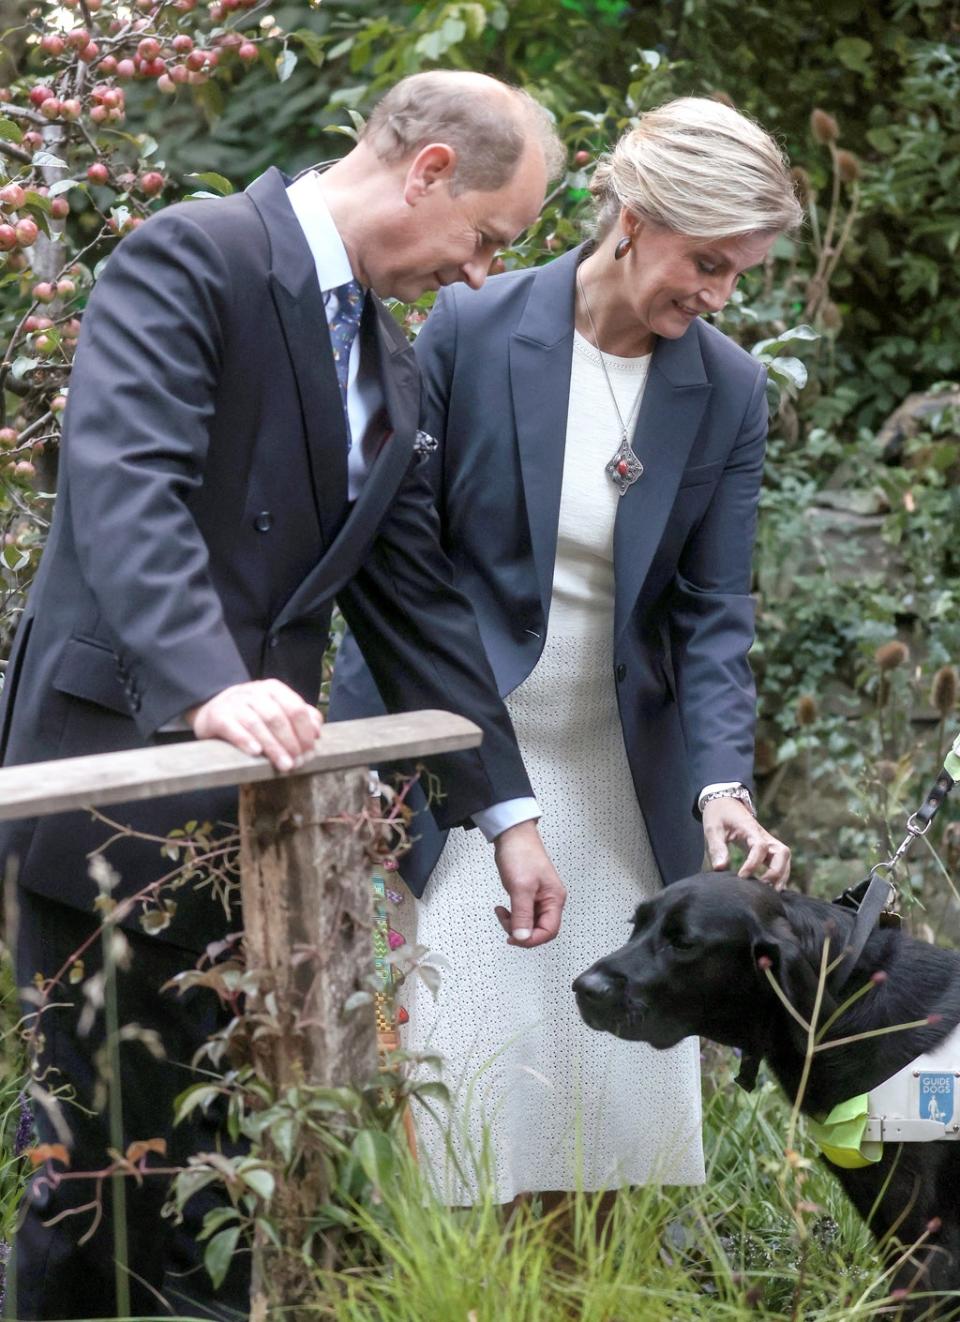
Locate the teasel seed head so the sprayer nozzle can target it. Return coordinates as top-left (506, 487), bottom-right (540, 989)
top-left (810, 108), bottom-right (839, 144)
top-left (931, 665), bottom-right (958, 717)
top-left (836, 149), bottom-right (861, 184)
top-left (796, 694), bottom-right (819, 727)
top-left (875, 640), bottom-right (909, 672)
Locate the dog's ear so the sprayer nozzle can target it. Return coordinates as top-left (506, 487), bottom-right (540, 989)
top-left (752, 914), bottom-right (838, 1053)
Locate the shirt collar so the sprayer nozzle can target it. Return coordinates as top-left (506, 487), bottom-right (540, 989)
top-left (285, 169), bottom-right (358, 295)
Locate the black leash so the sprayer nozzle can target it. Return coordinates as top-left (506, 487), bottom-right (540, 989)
top-left (831, 762), bottom-right (958, 992)
top-left (736, 740), bottom-right (960, 1092)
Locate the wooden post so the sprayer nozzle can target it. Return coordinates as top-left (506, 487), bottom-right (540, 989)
top-left (240, 767), bottom-right (378, 1315)
top-left (240, 767), bottom-right (378, 1086)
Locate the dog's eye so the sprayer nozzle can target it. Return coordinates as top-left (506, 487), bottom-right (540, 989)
top-left (667, 930), bottom-right (698, 952)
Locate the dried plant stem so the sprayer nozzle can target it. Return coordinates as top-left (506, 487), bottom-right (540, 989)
top-left (102, 920), bottom-right (130, 1317)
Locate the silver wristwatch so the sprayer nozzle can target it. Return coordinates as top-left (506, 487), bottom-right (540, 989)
top-left (699, 786), bottom-right (756, 817)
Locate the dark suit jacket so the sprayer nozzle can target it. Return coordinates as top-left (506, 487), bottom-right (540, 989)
top-left (0, 167), bottom-right (531, 951)
top-left (331, 243), bottom-right (766, 895)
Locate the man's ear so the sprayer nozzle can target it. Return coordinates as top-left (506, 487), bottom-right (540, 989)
top-left (752, 915), bottom-right (838, 1053)
top-left (403, 143), bottom-right (457, 204)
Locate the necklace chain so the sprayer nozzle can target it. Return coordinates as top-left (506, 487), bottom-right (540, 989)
top-left (576, 270), bottom-right (646, 442)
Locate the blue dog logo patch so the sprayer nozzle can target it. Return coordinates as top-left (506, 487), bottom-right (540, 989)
top-left (919, 1073), bottom-right (955, 1125)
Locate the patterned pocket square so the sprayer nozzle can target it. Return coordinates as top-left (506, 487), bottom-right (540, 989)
top-left (413, 429), bottom-right (439, 457)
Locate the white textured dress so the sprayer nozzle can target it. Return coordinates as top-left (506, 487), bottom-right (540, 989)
top-left (398, 331), bottom-right (704, 1204)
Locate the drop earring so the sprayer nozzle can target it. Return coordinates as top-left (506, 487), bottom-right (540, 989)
top-left (614, 235), bottom-right (632, 261)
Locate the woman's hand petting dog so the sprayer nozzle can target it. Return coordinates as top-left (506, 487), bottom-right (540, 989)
top-left (701, 797), bottom-right (791, 888)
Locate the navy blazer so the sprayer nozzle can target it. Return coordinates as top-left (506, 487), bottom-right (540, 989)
top-left (332, 243), bottom-right (767, 896)
top-left (0, 168), bottom-right (532, 950)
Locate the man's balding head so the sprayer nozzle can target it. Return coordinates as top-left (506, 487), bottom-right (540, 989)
top-left (362, 70), bottom-right (564, 194)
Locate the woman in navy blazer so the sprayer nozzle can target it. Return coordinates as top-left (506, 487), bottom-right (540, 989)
top-left (332, 98), bottom-right (800, 1204)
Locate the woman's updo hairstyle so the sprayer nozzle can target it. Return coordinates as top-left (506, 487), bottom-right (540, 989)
top-left (590, 97), bottom-right (803, 240)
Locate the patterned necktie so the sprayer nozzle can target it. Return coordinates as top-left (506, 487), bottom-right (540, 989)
top-left (328, 278), bottom-right (364, 449)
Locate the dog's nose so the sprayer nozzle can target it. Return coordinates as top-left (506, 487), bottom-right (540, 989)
top-left (572, 967), bottom-right (621, 1007)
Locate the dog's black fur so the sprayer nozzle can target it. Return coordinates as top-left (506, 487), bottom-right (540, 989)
top-left (574, 872), bottom-right (960, 1316)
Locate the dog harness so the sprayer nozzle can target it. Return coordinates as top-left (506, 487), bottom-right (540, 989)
top-left (810, 1021), bottom-right (960, 1168)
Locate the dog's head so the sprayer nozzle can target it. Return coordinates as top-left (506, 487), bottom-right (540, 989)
top-left (573, 872), bottom-right (838, 1056)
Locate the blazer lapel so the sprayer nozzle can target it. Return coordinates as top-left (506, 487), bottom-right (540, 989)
top-left (247, 168), bottom-right (349, 543)
top-left (613, 328), bottom-right (712, 637)
top-left (510, 247), bottom-right (580, 619)
top-left (271, 298), bottom-right (419, 630)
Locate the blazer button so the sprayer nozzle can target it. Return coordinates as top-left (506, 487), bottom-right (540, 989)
top-left (615, 663), bottom-right (626, 682)
top-left (267, 633), bottom-right (280, 649)
top-left (253, 511), bottom-right (273, 533)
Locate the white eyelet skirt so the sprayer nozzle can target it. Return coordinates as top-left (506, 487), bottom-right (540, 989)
top-left (397, 626), bottom-right (705, 1205)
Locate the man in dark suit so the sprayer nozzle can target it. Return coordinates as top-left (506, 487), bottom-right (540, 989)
top-left (1, 71), bottom-right (566, 1319)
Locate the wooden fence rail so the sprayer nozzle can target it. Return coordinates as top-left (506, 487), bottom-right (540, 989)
top-left (0, 710), bottom-right (482, 1318)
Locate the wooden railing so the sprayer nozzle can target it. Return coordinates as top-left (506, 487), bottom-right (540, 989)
top-left (0, 710), bottom-right (482, 1316)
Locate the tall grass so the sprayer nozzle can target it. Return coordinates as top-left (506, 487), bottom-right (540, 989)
top-left (315, 1056), bottom-right (958, 1322)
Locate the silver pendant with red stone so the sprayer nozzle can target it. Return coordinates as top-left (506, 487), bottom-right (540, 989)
top-left (606, 434), bottom-right (644, 495)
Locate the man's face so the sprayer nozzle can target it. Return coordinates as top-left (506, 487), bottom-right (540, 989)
top-left (369, 142), bottom-right (547, 302)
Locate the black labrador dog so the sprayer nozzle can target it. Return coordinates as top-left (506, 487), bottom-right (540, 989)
top-left (574, 872), bottom-right (960, 1315)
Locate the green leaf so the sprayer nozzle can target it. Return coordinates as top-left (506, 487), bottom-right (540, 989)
top-left (276, 49), bottom-right (298, 83)
top-left (834, 36), bottom-right (873, 73)
top-left (415, 30), bottom-right (443, 60)
top-left (32, 151), bottom-right (68, 170)
top-left (768, 356), bottom-right (808, 391)
top-left (184, 172), bottom-right (234, 196)
top-left (0, 117), bottom-right (23, 144)
top-left (326, 36), bottom-right (354, 60)
top-left (196, 1206), bottom-right (240, 1239)
top-left (753, 324), bottom-right (819, 357)
top-left (329, 85), bottom-right (368, 109)
top-left (411, 1079), bottom-right (450, 1104)
top-left (2, 546), bottom-right (30, 573)
top-left (237, 1163), bottom-right (275, 1202)
top-left (10, 357), bottom-right (39, 385)
top-left (173, 1165), bottom-right (220, 1212)
top-left (271, 1113), bottom-right (296, 1164)
top-left (173, 1083), bottom-right (222, 1125)
top-left (351, 1129), bottom-right (396, 1189)
top-left (204, 1225), bottom-right (240, 1289)
top-left (291, 27), bottom-right (326, 66)
top-left (48, 179), bottom-right (80, 198)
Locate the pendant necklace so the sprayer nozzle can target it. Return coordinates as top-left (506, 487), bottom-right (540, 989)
top-left (576, 269), bottom-right (646, 496)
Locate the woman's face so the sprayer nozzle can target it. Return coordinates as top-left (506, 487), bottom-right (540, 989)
top-left (618, 218), bottom-right (776, 339)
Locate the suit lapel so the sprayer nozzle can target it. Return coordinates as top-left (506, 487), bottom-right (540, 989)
top-left (247, 168), bottom-right (348, 543)
top-left (510, 248), bottom-right (580, 619)
top-left (613, 328), bottom-right (712, 638)
top-left (271, 298), bottom-right (418, 629)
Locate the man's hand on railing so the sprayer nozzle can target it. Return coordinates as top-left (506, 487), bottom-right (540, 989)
top-left (186, 679), bottom-right (324, 773)
top-left (492, 820), bottom-right (567, 948)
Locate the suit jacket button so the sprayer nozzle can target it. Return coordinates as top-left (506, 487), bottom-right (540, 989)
top-left (130, 694), bottom-right (141, 712)
top-left (615, 663), bottom-right (626, 682)
top-left (267, 633), bottom-right (280, 649)
top-left (254, 511), bottom-right (273, 533)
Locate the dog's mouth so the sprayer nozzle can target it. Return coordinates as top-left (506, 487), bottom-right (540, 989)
top-left (574, 981), bottom-right (692, 1050)
top-left (574, 987), bottom-right (649, 1039)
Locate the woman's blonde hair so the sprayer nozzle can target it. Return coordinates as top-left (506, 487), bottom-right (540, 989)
top-left (590, 96), bottom-right (803, 239)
